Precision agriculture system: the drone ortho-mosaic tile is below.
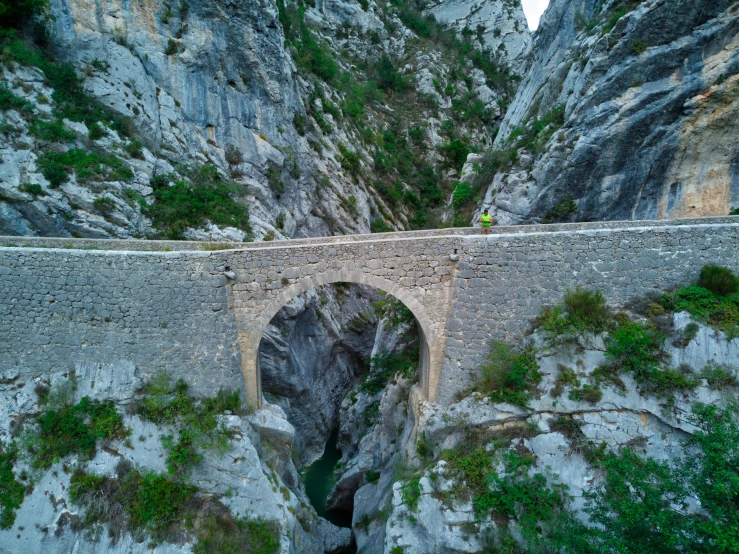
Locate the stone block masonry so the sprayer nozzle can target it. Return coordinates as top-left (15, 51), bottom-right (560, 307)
top-left (1, 217), bottom-right (737, 408)
top-left (0, 250), bottom-right (244, 395)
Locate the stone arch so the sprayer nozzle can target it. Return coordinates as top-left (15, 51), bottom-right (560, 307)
top-left (236, 270), bottom-right (439, 409)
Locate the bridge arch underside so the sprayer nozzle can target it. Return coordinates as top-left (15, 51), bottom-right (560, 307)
top-left (235, 270), bottom-right (438, 409)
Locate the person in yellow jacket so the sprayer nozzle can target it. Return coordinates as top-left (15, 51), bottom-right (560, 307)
top-left (479, 208), bottom-right (494, 235)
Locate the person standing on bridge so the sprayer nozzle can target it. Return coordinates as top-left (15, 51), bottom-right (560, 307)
top-left (479, 208), bottom-right (494, 235)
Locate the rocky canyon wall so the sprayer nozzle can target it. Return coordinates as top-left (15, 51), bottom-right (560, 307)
top-left (478, 0), bottom-right (739, 225)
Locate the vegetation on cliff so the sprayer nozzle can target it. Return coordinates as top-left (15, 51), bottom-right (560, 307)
top-left (0, 373), bottom-right (279, 552)
top-left (276, 0), bottom-right (519, 231)
top-left (1, 8), bottom-right (250, 240)
top-left (393, 265), bottom-right (739, 552)
top-left (70, 462), bottom-right (280, 553)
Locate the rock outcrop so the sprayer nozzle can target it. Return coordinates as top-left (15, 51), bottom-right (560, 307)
top-left (381, 312), bottom-right (739, 553)
top-left (479, 0), bottom-right (739, 225)
top-left (426, 0), bottom-right (532, 65)
top-left (1, 0), bottom-right (532, 239)
top-left (0, 362), bottom-right (352, 554)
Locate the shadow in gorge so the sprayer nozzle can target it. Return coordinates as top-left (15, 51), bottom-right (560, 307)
top-left (257, 282), bottom-right (420, 534)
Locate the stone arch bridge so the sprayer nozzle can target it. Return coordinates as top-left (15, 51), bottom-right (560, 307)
top-left (1, 217), bottom-right (737, 408)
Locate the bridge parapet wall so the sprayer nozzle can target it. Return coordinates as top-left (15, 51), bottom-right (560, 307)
top-left (0, 249), bottom-right (243, 394)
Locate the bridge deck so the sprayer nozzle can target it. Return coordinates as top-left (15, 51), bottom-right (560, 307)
top-left (0, 216), bottom-right (736, 252)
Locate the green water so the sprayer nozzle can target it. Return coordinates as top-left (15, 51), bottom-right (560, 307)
top-left (302, 427), bottom-right (353, 528)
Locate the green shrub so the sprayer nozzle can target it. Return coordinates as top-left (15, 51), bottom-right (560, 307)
top-left (0, 83), bottom-right (33, 112)
top-left (86, 121), bottom-right (105, 140)
top-left (361, 345), bottom-right (418, 395)
top-left (164, 38), bottom-right (179, 55)
top-left (193, 515), bottom-right (280, 554)
top-left (563, 288), bottom-right (611, 331)
top-left (123, 470), bottom-right (196, 537)
top-left (373, 297), bottom-right (415, 329)
top-left (338, 143), bottom-right (361, 175)
top-left (29, 393), bottom-right (128, 469)
top-left (370, 218), bottom-right (391, 233)
top-left (292, 112), bottom-right (306, 135)
top-left (363, 400), bottom-right (381, 428)
top-left (18, 182), bottom-right (45, 196)
top-left (82, 397), bottom-right (129, 440)
top-left (37, 149), bottom-right (133, 188)
top-left (469, 448), bottom-right (580, 548)
top-left (603, 7), bottom-right (629, 34)
top-left (93, 196), bottom-right (116, 215)
top-left (452, 182), bottom-right (472, 209)
top-left (29, 118), bottom-right (75, 142)
top-left (603, 318), bottom-right (698, 396)
top-left (400, 475), bottom-right (421, 511)
top-left (478, 342), bottom-right (541, 407)
top-left (144, 164), bottom-right (249, 239)
top-left (124, 140), bottom-right (144, 160)
top-left (700, 363), bottom-right (738, 390)
top-left (667, 282), bottom-right (739, 338)
top-left (162, 427), bottom-right (203, 475)
top-left (579, 403), bottom-right (739, 552)
top-left (372, 121), bottom-right (444, 230)
top-left (265, 165), bottom-right (285, 197)
top-left (538, 288), bottom-right (613, 345)
top-left (568, 385), bottom-right (603, 404)
top-left (295, 24), bottom-right (338, 82)
top-left (275, 211), bottom-right (286, 230)
top-left (135, 374), bottom-right (240, 471)
top-left (604, 319), bottom-right (664, 376)
top-left (586, 446), bottom-right (692, 551)
top-left (135, 373), bottom-right (241, 429)
top-left (1, 34), bottom-right (136, 141)
top-left (439, 138), bottom-right (471, 171)
top-left (71, 466), bottom-right (280, 551)
top-left (684, 322), bottom-right (700, 341)
top-left (443, 446), bottom-right (492, 507)
top-left (416, 431), bottom-right (433, 463)
top-left (551, 364), bottom-right (579, 397)
top-left (451, 93), bottom-right (494, 125)
top-left (365, 470), bottom-right (380, 484)
top-left (123, 187), bottom-right (146, 208)
top-left (631, 40), bottom-right (648, 54)
top-left (69, 468), bottom-right (105, 504)
top-left (542, 195), bottom-right (577, 223)
top-left (685, 403), bottom-right (739, 550)
top-left (698, 264), bottom-right (739, 296)
top-left (674, 321), bottom-right (700, 347)
top-left (0, 444), bottom-right (25, 529)
top-left (375, 54), bottom-right (407, 92)
top-left (503, 105), bottom-right (566, 157)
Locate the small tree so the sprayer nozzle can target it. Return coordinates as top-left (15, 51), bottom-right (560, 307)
top-left (224, 144), bottom-right (243, 177)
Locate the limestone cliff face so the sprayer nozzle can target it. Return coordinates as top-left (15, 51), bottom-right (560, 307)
top-left (1, 0), bottom-right (531, 239)
top-left (480, 0), bottom-right (739, 225)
